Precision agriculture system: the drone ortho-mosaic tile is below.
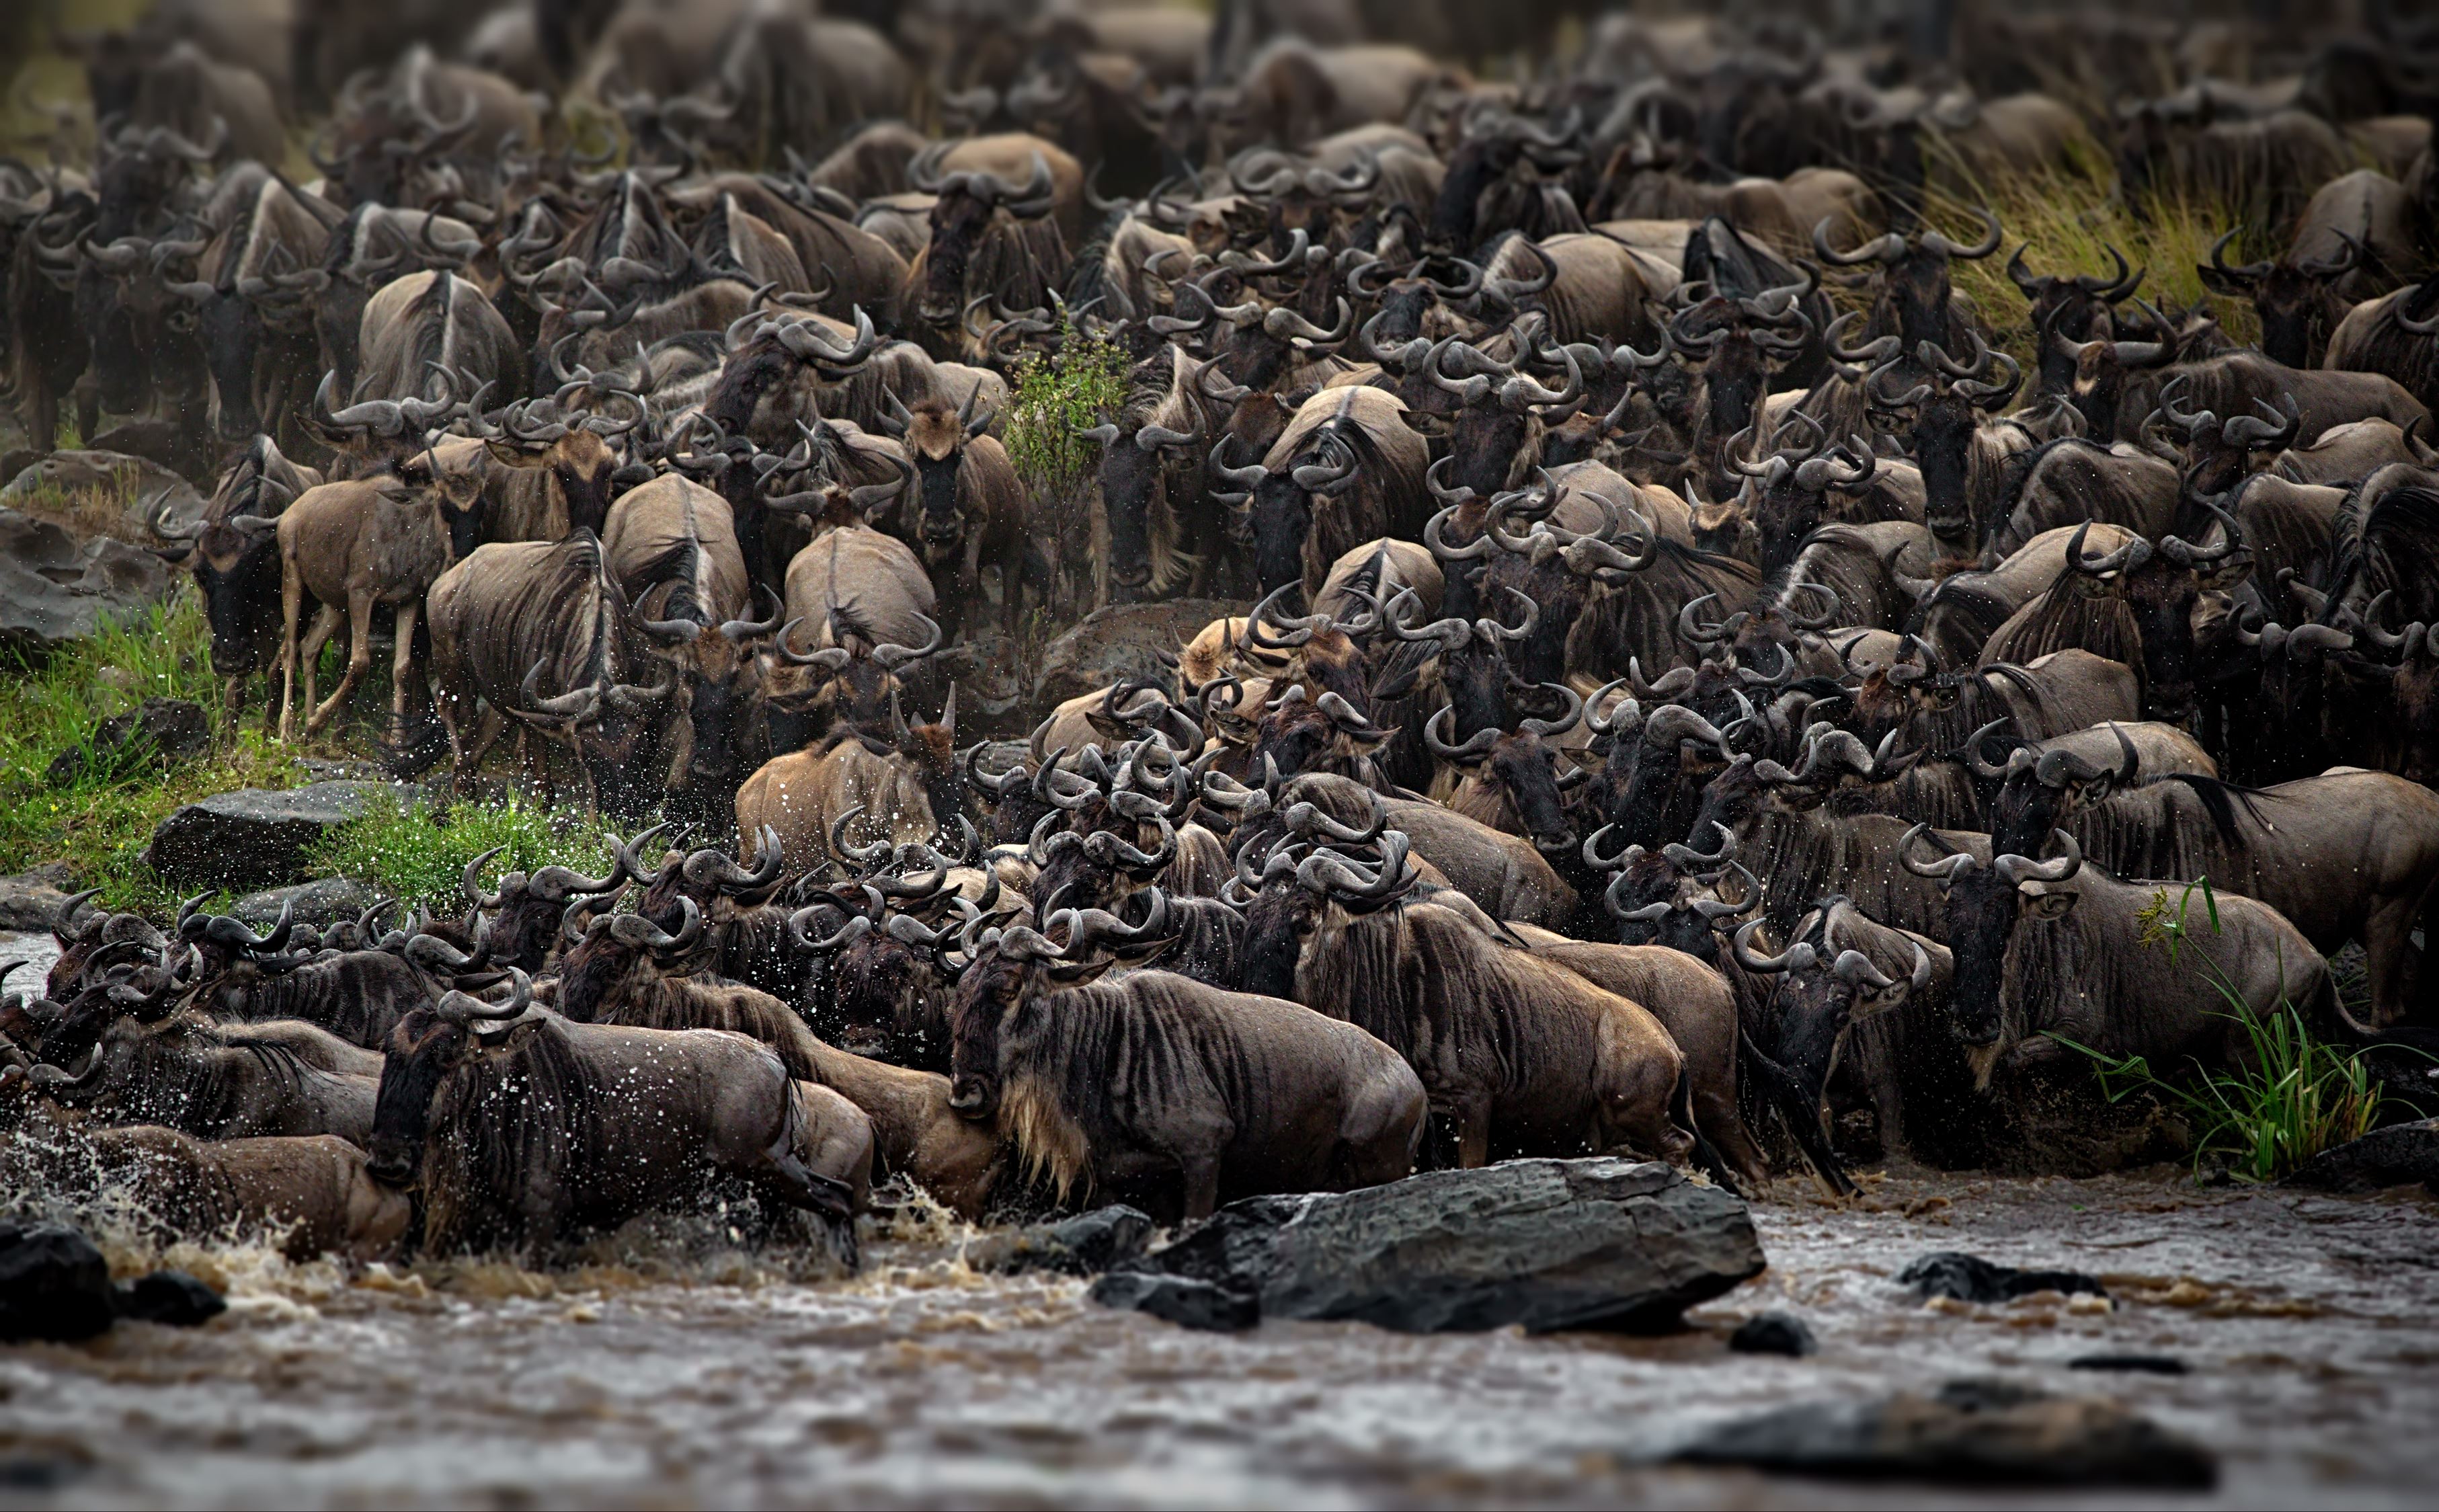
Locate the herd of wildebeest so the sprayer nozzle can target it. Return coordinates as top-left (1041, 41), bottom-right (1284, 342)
top-left (7, 0), bottom-right (2439, 1267)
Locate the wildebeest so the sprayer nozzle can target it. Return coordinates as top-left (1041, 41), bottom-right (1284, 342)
top-left (366, 972), bottom-right (861, 1257)
top-left (945, 894), bottom-right (1425, 1220)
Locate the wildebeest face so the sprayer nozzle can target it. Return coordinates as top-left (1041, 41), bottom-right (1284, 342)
top-left (947, 953), bottom-right (1028, 1117)
top-left (914, 454), bottom-right (965, 560)
top-left (366, 1010), bottom-right (466, 1187)
top-left (1688, 758), bottom-right (1768, 847)
top-left (2386, 661), bottom-right (2439, 784)
top-left (2241, 267), bottom-right (2321, 369)
top-left (1242, 472), bottom-right (1310, 595)
top-left (699, 340), bottom-right (799, 438)
top-left (921, 196), bottom-right (996, 321)
top-left (832, 932), bottom-right (936, 1064)
top-left (1237, 881), bottom-right (1319, 1001)
top-left (194, 292), bottom-right (266, 440)
top-left (1096, 442), bottom-right (1160, 602)
top-left (1902, 398), bottom-right (1978, 540)
top-left (1425, 137), bottom-right (1518, 252)
top-left (315, 276), bottom-right (374, 395)
top-left (77, 264), bottom-right (149, 414)
top-left (550, 932), bottom-right (638, 1023)
top-left (1485, 733), bottom-right (1578, 854)
top-left (192, 522), bottom-right (282, 676)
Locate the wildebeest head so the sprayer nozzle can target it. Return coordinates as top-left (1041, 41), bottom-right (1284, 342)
top-left (461, 831), bottom-right (635, 974)
top-left (945, 893), bottom-right (1162, 1119)
top-left (364, 968), bottom-right (532, 1188)
top-left (1723, 409), bottom-right (1888, 574)
top-left (1426, 112), bottom-right (1578, 253)
top-left (879, 386), bottom-right (996, 564)
top-left (2201, 226), bottom-right (2362, 370)
top-left (2007, 241), bottom-right (2144, 397)
top-left (1425, 680), bottom-right (1586, 854)
top-left (2061, 512), bottom-right (2250, 721)
top-left (1815, 209), bottom-right (2001, 354)
top-left (1730, 900), bottom-right (1933, 1195)
top-left (1587, 824), bottom-right (1759, 961)
top-left (1864, 336), bottom-right (2020, 545)
top-left (2151, 376), bottom-right (2301, 502)
top-left (913, 151), bottom-right (1059, 325)
top-left (1408, 336), bottom-right (1584, 502)
top-left (762, 601), bottom-right (942, 753)
top-left (553, 895), bottom-right (706, 1025)
top-left (700, 309), bottom-right (879, 440)
top-left (2050, 298), bottom-right (2175, 442)
top-left (480, 395), bottom-right (641, 539)
top-left (1904, 824), bottom-right (2079, 1077)
top-left (1233, 826), bottom-right (1413, 1002)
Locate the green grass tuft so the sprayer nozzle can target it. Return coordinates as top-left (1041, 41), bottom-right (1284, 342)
top-left (0, 596), bottom-right (298, 914)
top-left (305, 793), bottom-right (625, 913)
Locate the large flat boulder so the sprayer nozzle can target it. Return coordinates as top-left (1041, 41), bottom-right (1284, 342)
top-left (0, 862), bottom-right (79, 932)
top-left (142, 782), bottom-right (411, 890)
top-left (1032, 598), bottom-right (1243, 714)
top-left (44, 697), bottom-right (210, 786)
top-left (0, 450), bottom-right (206, 539)
top-left (1098, 1158), bottom-right (1765, 1335)
top-left (0, 508), bottom-right (180, 658)
top-left (232, 877), bottom-right (384, 929)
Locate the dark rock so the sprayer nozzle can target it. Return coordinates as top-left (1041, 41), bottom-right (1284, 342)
top-left (111, 1269), bottom-right (227, 1327)
top-left (2284, 1119), bottom-right (2439, 1195)
top-left (0, 1221), bottom-right (116, 1343)
top-left (233, 877), bottom-right (381, 930)
top-left (0, 862), bottom-right (79, 932)
top-left (1088, 1271), bottom-right (1261, 1332)
top-left (1672, 1377), bottom-right (2216, 1488)
top-left (1116, 1159), bottom-right (1765, 1335)
top-left (1033, 598), bottom-right (1244, 714)
top-left (44, 697), bottom-right (210, 786)
top-left (968, 1205), bottom-right (1154, 1277)
top-left (2069, 1353), bottom-right (2188, 1375)
top-left (1729, 1310), bottom-right (1818, 1356)
top-left (0, 508), bottom-right (180, 659)
top-left (1898, 1251), bottom-right (2107, 1305)
top-left (142, 781), bottom-right (412, 889)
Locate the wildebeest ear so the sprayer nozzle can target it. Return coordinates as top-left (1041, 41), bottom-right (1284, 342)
top-left (1044, 955), bottom-right (1121, 986)
top-left (2017, 883), bottom-right (2077, 919)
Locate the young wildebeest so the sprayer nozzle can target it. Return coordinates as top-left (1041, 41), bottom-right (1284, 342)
top-left (366, 972), bottom-right (863, 1257)
top-left (945, 893), bottom-right (1426, 1220)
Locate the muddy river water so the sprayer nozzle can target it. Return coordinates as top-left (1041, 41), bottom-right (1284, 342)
top-left (4, 930), bottom-right (2437, 1509)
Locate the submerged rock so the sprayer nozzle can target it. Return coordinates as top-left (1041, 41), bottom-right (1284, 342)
top-left (2069, 1353), bottom-right (2188, 1375)
top-left (1088, 1271), bottom-right (1261, 1332)
top-left (2285, 1119), bottom-right (2439, 1195)
top-left (1728, 1310), bottom-right (1818, 1357)
top-left (143, 781), bottom-right (412, 889)
top-left (1100, 1159), bottom-right (1764, 1335)
top-left (112, 1270), bottom-right (227, 1328)
top-left (968, 1205), bottom-right (1154, 1277)
top-left (0, 862), bottom-right (79, 932)
top-left (0, 1222), bottom-right (116, 1343)
top-left (1897, 1251), bottom-right (2107, 1305)
top-left (1671, 1377), bottom-right (2216, 1487)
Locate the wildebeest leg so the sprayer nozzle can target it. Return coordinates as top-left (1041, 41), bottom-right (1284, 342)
top-left (2362, 893), bottom-right (2426, 1027)
top-left (385, 598), bottom-right (421, 750)
top-left (276, 555), bottom-right (309, 742)
top-left (221, 674), bottom-right (245, 738)
top-left (305, 590), bottom-right (376, 738)
top-left (284, 600), bottom-right (340, 744)
top-left (1451, 1092), bottom-right (1494, 1169)
top-left (1176, 1147), bottom-right (1226, 1222)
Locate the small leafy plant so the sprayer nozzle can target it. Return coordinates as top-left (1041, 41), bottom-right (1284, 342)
top-left (1001, 314), bottom-right (1130, 497)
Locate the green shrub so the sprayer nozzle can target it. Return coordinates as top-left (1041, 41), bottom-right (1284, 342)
top-left (1001, 315), bottom-right (1131, 497)
top-left (306, 793), bottom-right (625, 912)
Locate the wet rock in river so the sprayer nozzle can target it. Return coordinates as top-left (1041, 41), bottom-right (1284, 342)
top-left (1898, 1250), bottom-right (2107, 1305)
top-left (0, 1222), bottom-right (117, 1343)
top-left (1671, 1376), bottom-right (2216, 1488)
top-left (143, 781), bottom-right (413, 889)
top-left (44, 697), bottom-right (210, 786)
top-left (2284, 1119), bottom-right (2439, 1195)
top-left (1088, 1271), bottom-right (1261, 1332)
top-left (1102, 1158), bottom-right (1765, 1335)
top-left (112, 1270), bottom-right (227, 1328)
top-left (1728, 1310), bottom-right (1818, 1356)
top-left (0, 862), bottom-right (79, 932)
top-left (2069, 1353), bottom-right (2188, 1375)
top-left (969, 1205), bottom-right (1154, 1277)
